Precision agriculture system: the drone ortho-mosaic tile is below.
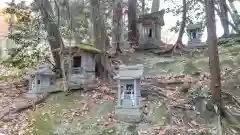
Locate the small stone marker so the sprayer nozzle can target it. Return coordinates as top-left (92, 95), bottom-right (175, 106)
top-left (28, 64), bottom-right (56, 94)
top-left (114, 64), bottom-right (144, 122)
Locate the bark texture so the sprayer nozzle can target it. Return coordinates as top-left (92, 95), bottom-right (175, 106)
top-left (219, 0), bottom-right (229, 36)
top-left (128, 0), bottom-right (137, 46)
top-left (176, 0), bottom-right (187, 45)
top-left (90, 0), bottom-right (111, 79)
top-left (35, 0), bottom-right (62, 70)
top-left (151, 0), bottom-right (161, 40)
top-left (112, 0), bottom-right (123, 54)
top-left (205, 0), bottom-right (222, 109)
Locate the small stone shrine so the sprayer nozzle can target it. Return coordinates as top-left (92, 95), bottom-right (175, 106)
top-left (114, 64), bottom-right (144, 122)
top-left (28, 64), bottom-right (56, 94)
top-left (137, 10), bottom-right (165, 50)
top-left (186, 24), bottom-right (205, 48)
top-left (63, 44), bottom-right (101, 89)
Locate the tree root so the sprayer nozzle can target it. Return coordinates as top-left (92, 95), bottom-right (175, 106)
top-left (222, 91), bottom-right (240, 108)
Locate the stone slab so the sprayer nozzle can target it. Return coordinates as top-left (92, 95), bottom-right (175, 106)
top-left (115, 106), bottom-right (143, 123)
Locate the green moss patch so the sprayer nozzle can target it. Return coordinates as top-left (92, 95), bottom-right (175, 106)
top-left (77, 44), bottom-right (101, 53)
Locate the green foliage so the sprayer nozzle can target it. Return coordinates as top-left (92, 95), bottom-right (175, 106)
top-left (3, 1), bottom-right (49, 69)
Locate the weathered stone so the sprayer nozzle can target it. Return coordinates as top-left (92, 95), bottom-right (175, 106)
top-left (28, 64), bottom-right (57, 94)
top-left (137, 10), bottom-right (165, 50)
top-left (186, 24), bottom-right (205, 48)
top-left (114, 64), bottom-right (144, 122)
top-left (64, 45), bottom-right (100, 89)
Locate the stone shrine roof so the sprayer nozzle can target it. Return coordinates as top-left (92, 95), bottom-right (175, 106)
top-left (114, 64), bottom-right (144, 80)
top-left (186, 24), bottom-right (201, 30)
top-left (138, 10), bottom-right (165, 26)
top-left (30, 64), bottom-right (55, 76)
top-left (63, 44), bottom-right (101, 55)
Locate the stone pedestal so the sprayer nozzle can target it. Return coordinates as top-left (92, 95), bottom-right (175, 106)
top-left (115, 105), bottom-right (143, 123)
top-left (138, 37), bottom-right (161, 50)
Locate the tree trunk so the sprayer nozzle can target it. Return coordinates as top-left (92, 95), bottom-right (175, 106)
top-left (219, 0), bottom-right (230, 36)
top-left (35, 0), bottom-right (62, 70)
top-left (128, 0), bottom-right (137, 46)
top-left (205, 0), bottom-right (222, 111)
top-left (228, 0), bottom-right (240, 32)
top-left (112, 0), bottom-right (123, 55)
top-left (151, 0), bottom-right (161, 41)
top-left (175, 0), bottom-right (187, 45)
top-left (198, 0), bottom-right (238, 33)
top-left (141, 0), bottom-right (145, 15)
top-left (90, 0), bottom-right (111, 80)
top-left (151, 0), bottom-right (160, 13)
top-left (228, 0), bottom-right (239, 21)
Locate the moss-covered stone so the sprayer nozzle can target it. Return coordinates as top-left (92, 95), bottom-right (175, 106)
top-left (77, 44), bottom-right (101, 54)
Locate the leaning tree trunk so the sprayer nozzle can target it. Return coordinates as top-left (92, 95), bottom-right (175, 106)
top-left (112, 0), bottom-right (123, 55)
top-left (90, 0), bottom-right (111, 80)
top-left (205, 0), bottom-right (223, 112)
top-left (228, 0), bottom-right (240, 32)
top-left (219, 0), bottom-right (230, 36)
top-left (174, 0), bottom-right (187, 51)
top-left (128, 0), bottom-right (137, 46)
top-left (228, 0), bottom-right (239, 23)
top-left (34, 0), bottom-right (62, 71)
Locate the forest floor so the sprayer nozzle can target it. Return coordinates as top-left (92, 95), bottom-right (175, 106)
top-left (1, 36), bottom-right (240, 135)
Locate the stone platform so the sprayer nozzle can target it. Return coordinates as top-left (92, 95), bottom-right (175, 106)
top-left (115, 105), bottom-right (143, 123)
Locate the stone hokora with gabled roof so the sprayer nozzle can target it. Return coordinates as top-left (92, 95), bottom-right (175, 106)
top-left (114, 64), bottom-right (144, 80)
top-left (63, 44), bottom-right (101, 89)
top-left (114, 64), bottom-right (144, 123)
top-left (186, 24), bottom-right (205, 48)
top-left (137, 10), bottom-right (165, 50)
top-left (28, 64), bottom-right (57, 94)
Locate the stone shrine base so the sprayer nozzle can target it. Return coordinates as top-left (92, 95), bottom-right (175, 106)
top-left (115, 105), bottom-right (143, 123)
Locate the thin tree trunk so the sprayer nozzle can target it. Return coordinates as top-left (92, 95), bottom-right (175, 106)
top-left (151, 0), bottom-right (160, 13)
top-left (90, 0), bottom-right (110, 79)
top-left (176, 0), bottom-right (187, 45)
top-left (54, 0), bottom-right (68, 92)
top-left (128, 0), bottom-right (137, 46)
top-left (112, 0), bottom-right (123, 55)
top-left (219, 0), bottom-right (230, 36)
top-left (9, 0), bottom-right (15, 34)
top-left (151, 0), bottom-right (161, 40)
top-left (35, 0), bottom-right (62, 71)
top-left (198, 0), bottom-right (238, 32)
top-left (205, 0), bottom-right (222, 110)
top-left (141, 0), bottom-right (145, 15)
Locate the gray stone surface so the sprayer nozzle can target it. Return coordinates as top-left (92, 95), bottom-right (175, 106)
top-left (115, 106), bottom-right (143, 123)
top-left (114, 64), bottom-right (144, 80)
top-left (186, 24), bottom-right (204, 48)
top-left (28, 64), bottom-right (57, 93)
top-left (138, 37), bottom-right (162, 50)
top-left (137, 10), bottom-right (165, 50)
top-left (114, 64), bottom-right (144, 122)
